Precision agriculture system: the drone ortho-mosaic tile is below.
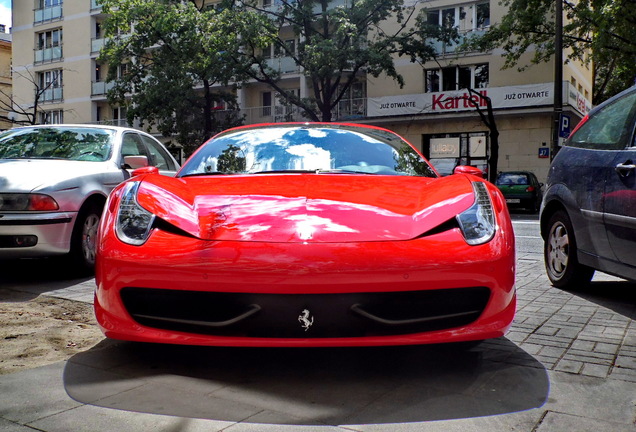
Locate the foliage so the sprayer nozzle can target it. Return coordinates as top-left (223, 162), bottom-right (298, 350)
top-left (99, 0), bottom-right (260, 154)
top-left (238, 0), bottom-right (414, 122)
top-left (98, 0), bottom-right (468, 148)
top-left (468, 0), bottom-right (636, 103)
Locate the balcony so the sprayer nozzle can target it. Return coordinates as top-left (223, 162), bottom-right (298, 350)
top-left (221, 98), bottom-right (367, 125)
top-left (92, 119), bottom-right (130, 127)
top-left (266, 56), bottom-right (300, 75)
top-left (92, 81), bottom-right (115, 96)
top-left (35, 46), bottom-right (63, 64)
top-left (429, 29), bottom-right (487, 56)
top-left (41, 87), bottom-right (63, 103)
top-left (92, 38), bottom-right (105, 54)
top-left (34, 5), bottom-right (63, 24)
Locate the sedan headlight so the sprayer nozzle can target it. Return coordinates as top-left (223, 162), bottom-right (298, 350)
top-left (115, 182), bottom-right (155, 245)
top-left (456, 181), bottom-right (496, 245)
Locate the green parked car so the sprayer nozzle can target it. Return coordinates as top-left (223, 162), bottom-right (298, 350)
top-left (495, 171), bottom-right (543, 213)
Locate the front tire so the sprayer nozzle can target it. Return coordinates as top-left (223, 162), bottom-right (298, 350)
top-left (544, 210), bottom-right (595, 288)
top-left (69, 202), bottom-right (102, 273)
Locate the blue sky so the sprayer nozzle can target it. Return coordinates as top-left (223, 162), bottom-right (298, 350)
top-left (0, 0), bottom-right (10, 28)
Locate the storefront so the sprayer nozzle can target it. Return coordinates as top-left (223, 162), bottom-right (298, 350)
top-left (365, 82), bottom-right (590, 181)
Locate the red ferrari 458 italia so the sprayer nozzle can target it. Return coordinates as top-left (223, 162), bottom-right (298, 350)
top-left (95, 123), bottom-right (516, 347)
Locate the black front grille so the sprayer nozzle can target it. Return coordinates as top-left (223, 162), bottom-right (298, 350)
top-left (120, 287), bottom-right (491, 338)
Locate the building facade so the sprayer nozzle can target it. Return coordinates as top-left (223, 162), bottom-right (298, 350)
top-left (11, 0), bottom-right (593, 180)
top-left (0, 25), bottom-right (11, 131)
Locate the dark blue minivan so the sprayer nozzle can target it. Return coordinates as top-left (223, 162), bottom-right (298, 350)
top-left (541, 85), bottom-right (636, 288)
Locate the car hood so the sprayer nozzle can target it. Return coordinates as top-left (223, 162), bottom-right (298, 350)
top-left (0, 159), bottom-right (114, 192)
top-left (135, 174), bottom-right (476, 242)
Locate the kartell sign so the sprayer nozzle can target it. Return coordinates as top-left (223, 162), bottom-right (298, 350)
top-left (367, 83), bottom-right (555, 117)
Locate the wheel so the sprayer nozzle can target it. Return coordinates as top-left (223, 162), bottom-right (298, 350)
top-left (69, 202), bottom-right (103, 273)
top-left (544, 210), bottom-right (595, 288)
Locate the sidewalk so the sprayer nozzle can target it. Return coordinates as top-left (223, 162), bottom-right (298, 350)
top-left (1, 254), bottom-right (635, 432)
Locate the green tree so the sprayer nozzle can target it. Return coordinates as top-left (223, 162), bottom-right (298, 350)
top-left (99, 0), bottom-right (262, 154)
top-left (98, 0), bottom-right (458, 143)
top-left (238, 0), bottom-right (413, 122)
top-left (469, 0), bottom-right (636, 103)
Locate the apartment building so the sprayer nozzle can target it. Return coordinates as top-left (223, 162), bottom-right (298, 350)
top-left (12, 1), bottom-right (121, 127)
top-left (11, 0), bottom-right (593, 180)
top-left (0, 25), bottom-right (11, 131)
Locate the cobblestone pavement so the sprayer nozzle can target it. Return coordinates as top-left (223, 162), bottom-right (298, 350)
top-left (508, 252), bottom-right (636, 383)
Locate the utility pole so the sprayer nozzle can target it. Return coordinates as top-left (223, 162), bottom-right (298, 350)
top-left (552, 0), bottom-right (563, 161)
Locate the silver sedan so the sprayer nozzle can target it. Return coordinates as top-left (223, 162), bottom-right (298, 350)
top-left (0, 124), bottom-right (180, 272)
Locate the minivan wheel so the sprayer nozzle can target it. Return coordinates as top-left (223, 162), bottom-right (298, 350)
top-left (544, 210), bottom-right (595, 288)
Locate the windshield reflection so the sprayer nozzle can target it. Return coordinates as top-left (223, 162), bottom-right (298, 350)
top-left (0, 127), bottom-right (114, 162)
top-left (180, 125), bottom-right (436, 177)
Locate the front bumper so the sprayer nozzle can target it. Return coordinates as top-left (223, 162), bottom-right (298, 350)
top-left (95, 225), bottom-right (516, 347)
top-left (0, 212), bottom-right (76, 258)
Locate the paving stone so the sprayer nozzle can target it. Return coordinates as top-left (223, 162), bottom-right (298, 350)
top-left (581, 363), bottom-right (611, 378)
top-left (555, 359), bottom-right (583, 374)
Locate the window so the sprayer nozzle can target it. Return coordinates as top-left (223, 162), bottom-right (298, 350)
top-left (113, 107), bottom-right (127, 126)
top-left (275, 39), bottom-right (296, 57)
top-left (263, 44), bottom-right (273, 59)
top-left (38, 0), bottom-right (63, 7)
top-left (262, 92), bottom-right (272, 117)
top-left (426, 64), bottom-right (489, 92)
top-left (336, 81), bottom-right (367, 119)
top-left (474, 64), bottom-right (489, 88)
top-left (568, 89), bottom-right (636, 150)
top-left (38, 70), bottom-right (63, 102)
top-left (139, 135), bottom-right (177, 171)
top-left (35, 29), bottom-right (63, 62)
top-left (426, 70), bottom-right (440, 93)
top-left (476, 2), bottom-right (490, 29)
top-left (427, 2), bottom-right (490, 32)
top-left (38, 110), bottom-right (64, 124)
top-left (424, 132), bottom-right (488, 176)
top-left (37, 29), bottom-right (62, 50)
top-left (39, 70), bottom-right (62, 88)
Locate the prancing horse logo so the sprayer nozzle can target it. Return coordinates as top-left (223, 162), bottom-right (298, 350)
top-left (298, 309), bottom-right (314, 331)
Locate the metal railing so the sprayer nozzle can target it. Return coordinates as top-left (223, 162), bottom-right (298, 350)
top-left (91, 38), bottom-right (105, 54)
top-left (35, 46), bottom-right (63, 63)
top-left (213, 98), bottom-right (368, 125)
top-left (41, 87), bottom-right (63, 102)
top-left (34, 5), bottom-right (63, 23)
top-left (91, 81), bottom-right (115, 96)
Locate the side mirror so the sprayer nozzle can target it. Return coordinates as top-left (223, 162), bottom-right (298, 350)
top-left (453, 165), bottom-right (484, 178)
top-left (131, 166), bottom-right (159, 177)
top-left (123, 155), bottom-right (149, 169)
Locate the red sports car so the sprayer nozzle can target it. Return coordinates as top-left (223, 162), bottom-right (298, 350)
top-left (95, 123), bottom-right (516, 347)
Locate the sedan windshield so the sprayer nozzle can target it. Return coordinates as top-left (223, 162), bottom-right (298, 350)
top-left (180, 125), bottom-right (437, 177)
top-left (0, 127), bottom-right (114, 162)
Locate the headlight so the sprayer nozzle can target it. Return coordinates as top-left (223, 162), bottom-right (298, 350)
top-left (0, 193), bottom-right (59, 211)
top-left (115, 182), bottom-right (155, 245)
top-left (456, 181), bottom-right (496, 245)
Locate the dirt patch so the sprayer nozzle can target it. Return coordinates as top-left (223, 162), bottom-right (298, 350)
top-left (0, 295), bottom-right (104, 375)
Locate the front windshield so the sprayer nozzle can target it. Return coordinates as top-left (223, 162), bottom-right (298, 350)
top-left (180, 125), bottom-right (437, 177)
top-left (0, 127), bottom-right (115, 162)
